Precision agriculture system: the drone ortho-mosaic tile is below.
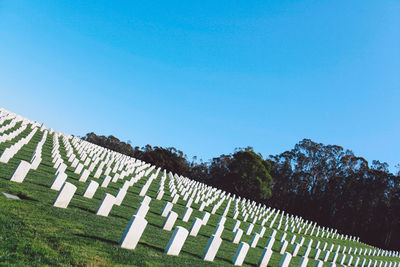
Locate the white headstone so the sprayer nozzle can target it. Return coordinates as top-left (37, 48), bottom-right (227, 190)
top-left (292, 243), bottom-right (301, 256)
top-left (213, 223), bottom-right (224, 237)
top-left (10, 160), bottom-right (31, 183)
top-left (232, 220), bottom-right (241, 232)
top-left (202, 234), bottom-right (223, 262)
top-left (156, 190), bottom-right (164, 200)
top-left (135, 202), bottom-right (150, 218)
top-left (265, 237), bottom-right (275, 250)
top-left (299, 256), bottom-right (309, 267)
top-left (50, 172), bottom-right (68, 191)
top-left (233, 229), bottom-right (244, 244)
top-left (314, 249), bottom-right (321, 260)
top-left (245, 223), bottom-right (254, 235)
top-left (189, 218), bottom-right (203, 236)
top-left (114, 189), bottom-right (127, 206)
top-left (279, 252), bottom-right (292, 267)
top-left (120, 215), bottom-right (148, 250)
top-left (202, 212), bottom-right (210, 225)
top-left (250, 233), bottom-right (261, 248)
top-left (258, 247), bottom-right (273, 267)
top-left (79, 169), bottom-right (90, 182)
top-left (279, 240), bottom-right (288, 254)
top-left (172, 194), bottom-right (179, 204)
top-left (161, 202), bottom-right (173, 217)
top-left (165, 226), bottom-right (189, 256)
top-left (96, 193), bottom-right (116, 216)
top-left (182, 207), bottom-right (193, 222)
top-left (163, 211), bottom-right (178, 231)
top-left (232, 242), bottom-right (250, 266)
top-left (83, 180), bottom-right (99, 199)
top-left (101, 175), bottom-right (112, 188)
top-left (53, 182), bottom-right (76, 208)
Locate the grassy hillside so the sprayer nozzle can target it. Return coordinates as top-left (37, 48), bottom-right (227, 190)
top-left (0, 118), bottom-right (398, 266)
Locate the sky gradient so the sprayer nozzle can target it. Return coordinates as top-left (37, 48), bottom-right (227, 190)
top-left (0, 1), bottom-right (399, 171)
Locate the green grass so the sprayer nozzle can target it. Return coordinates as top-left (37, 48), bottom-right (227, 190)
top-left (0, 121), bottom-right (399, 266)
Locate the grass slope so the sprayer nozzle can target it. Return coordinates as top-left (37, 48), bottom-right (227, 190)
top-left (0, 121), bottom-right (398, 266)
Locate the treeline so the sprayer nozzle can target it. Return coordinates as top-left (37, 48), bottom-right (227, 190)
top-left (82, 133), bottom-right (400, 250)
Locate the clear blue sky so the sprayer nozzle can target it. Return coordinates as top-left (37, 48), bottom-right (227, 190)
top-left (1, 1), bottom-right (399, 171)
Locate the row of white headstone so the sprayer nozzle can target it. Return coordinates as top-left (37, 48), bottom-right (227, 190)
top-left (2, 107), bottom-right (400, 266)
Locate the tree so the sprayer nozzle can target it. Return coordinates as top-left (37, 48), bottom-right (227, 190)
top-left (227, 150), bottom-right (273, 201)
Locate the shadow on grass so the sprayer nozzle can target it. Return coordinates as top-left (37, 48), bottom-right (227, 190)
top-left (215, 255), bottom-right (235, 265)
top-left (181, 248), bottom-right (203, 260)
top-left (74, 233), bottom-right (118, 245)
top-left (70, 204), bottom-right (96, 214)
top-left (140, 242), bottom-right (164, 253)
top-left (243, 260), bottom-right (257, 267)
top-left (17, 193), bottom-right (39, 202)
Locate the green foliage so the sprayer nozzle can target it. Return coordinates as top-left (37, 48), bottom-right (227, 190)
top-left (224, 150), bottom-right (273, 201)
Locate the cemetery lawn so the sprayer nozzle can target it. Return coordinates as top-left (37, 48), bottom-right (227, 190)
top-left (0, 124), bottom-right (398, 266)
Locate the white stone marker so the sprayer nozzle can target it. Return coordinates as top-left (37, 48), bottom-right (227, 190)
top-left (232, 242), bottom-right (250, 266)
top-left (182, 207), bottom-right (193, 222)
top-left (135, 202), bottom-right (150, 218)
top-left (265, 237), bottom-right (275, 250)
top-left (271, 230), bottom-right (277, 239)
top-left (163, 211), bottom-right (178, 231)
top-left (96, 193), bottom-right (116, 216)
top-left (165, 226), bottom-right (189, 256)
top-left (101, 175), bottom-right (112, 188)
top-left (213, 223), bottom-right (224, 237)
top-left (259, 226), bottom-right (266, 237)
top-left (279, 252), bottom-right (292, 267)
top-left (315, 260), bottom-right (324, 267)
top-left (51, 172), bottom-right (68, 191)
top-left (347, 255), bottom-right (354, 265)
top-left (299, 256), bottom-right (309, 267)
top-left (232, 220), bottom-right (241, 232)
top-left (279, 240), bottom-right (288, 254)
top-left (245, 223), bottom-right (254, 235)
top-left (290, 234), bottom-right (296, 244)
top-left (134, 196), bottom-right (151, 218)
top-left (233, 229), bottom-right (244, 244)
top-left (314, 249), bottom-right (321, 260)
top-left (280, 233), bottom-right (287, 242)
top-left (332, 252), bottom-right (338, 263)
top-left (120, 215), bottom-right (148, 250)
top-left (258, 248), bottom-right (273, 267)
top-left (114, 189), bottom-right (127, 206)
top-left (74, 163), bottom-right (84, 174)
top-left (79, 169), bottom-right (90, 182)
top-left (250, 233), bottom-right (261, 248)
top-left (83, 180), bottom-right (99, 199)
top-left (10, 160), bottom-right (31, 183)
top-left (53, 182), bottom-right (77, 208)
top-left (202, 212), bottom-right (210, 225)
top-left (172, 194), bottom-right (179, 204)
top-left (292, 243), bottom-right (301, 256)
top-left (189, 218), bottom-right (203, 236)
top-left (304, 246), bottom-right (311, 258)
top-left (0, 148), bottom-right (12, 163)
top-left (161, 202), bottom-right (173, 217)
top-left (218, 216), bottom-right (227, 226)
top-left (323, 251), bottom-right (330, 262)
top-left (156, 190), bottom-right (164, 200)
top-left (202, 234), bottom-right (223, 261)
top-left (55, 163), bottom-right (67, 176)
